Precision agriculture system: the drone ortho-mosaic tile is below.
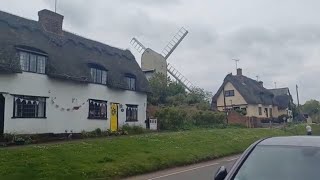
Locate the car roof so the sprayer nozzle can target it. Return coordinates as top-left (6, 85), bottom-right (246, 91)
top-left (258, 136), bottom-right (320, 147)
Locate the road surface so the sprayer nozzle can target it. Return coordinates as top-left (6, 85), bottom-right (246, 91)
top-left (125, 154), bottom-right (239, 180)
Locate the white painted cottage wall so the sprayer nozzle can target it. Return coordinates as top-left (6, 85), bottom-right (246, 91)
top-left (0, 72), bottom-right (147, 134)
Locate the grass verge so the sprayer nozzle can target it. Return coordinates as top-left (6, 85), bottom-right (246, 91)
top-left (0, 128), bottom-right (298, 179)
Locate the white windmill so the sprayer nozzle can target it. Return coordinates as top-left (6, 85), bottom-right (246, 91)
top-left (130, 27), bottom-right (195, 92)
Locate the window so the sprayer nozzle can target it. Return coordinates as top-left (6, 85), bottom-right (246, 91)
top-left (126, 105), bottom-right (138, 122)
top-left (90, 68), bottom-right (107, 85)
top-left (270, 108), bottom-right (273, 117)
top-left (258, 107), bottom-right (262, 115)
top-left (126, 76), bottom-right (136, 90)
top-left (13, 95), bottom-right (46, 118)
top-left (265, 108), bottom-right (269, 117)
top-left (88, 99), bottom-right (107, 119)
top-left (19, 51), bottom-right (46, 74)
top-left (224, 90), bottom-right (234, 97)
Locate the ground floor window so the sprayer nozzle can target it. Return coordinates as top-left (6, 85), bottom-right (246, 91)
top-left (126, 105), bottom-right (138, 122)
top-left (258, 107), bottom-right (262, 115)
top-left (88, 99), bottom-right (107, 119)
top-left (13, 95), bottom-right (46, 118)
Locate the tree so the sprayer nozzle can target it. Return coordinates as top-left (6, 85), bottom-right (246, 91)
top-left (147, 73), bottom-right (213, 110)
top-left (300, 99), bottom-right (320, 123)
top-left (301, 99), bottom-right (320, 116)
top-left (148, 73), bottom-right (168, 105)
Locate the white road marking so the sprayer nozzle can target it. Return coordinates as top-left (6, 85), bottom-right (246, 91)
top-left (147, 163), bottom-right (220, 180)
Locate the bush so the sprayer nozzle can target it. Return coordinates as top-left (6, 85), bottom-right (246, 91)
top-left (156, 106), bottom-right (226, 130)
top-left (121, 124), bottom-right (145, 134)
top-left (95, 128), bottom-right (102, 136)
top-left (193, 110), bottom-right (225, 127)
top-left (156, 107), bottom-right (188, 130)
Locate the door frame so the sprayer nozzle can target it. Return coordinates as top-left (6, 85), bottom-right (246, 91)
top-left (110, 102), bottom-right (119, 131)
top-left (0, 94), bottom-right (5, 134)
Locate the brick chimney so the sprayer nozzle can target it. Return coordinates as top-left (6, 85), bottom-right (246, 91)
top-left (236, 68), bottom-right (242, 76)
top-left (38, 9), bottom-right (64, 35)
top-left (258, 81), bottom-right (263, 87)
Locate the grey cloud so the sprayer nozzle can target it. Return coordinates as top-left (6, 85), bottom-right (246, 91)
top-left (3, 0), bottom-right (320, 103)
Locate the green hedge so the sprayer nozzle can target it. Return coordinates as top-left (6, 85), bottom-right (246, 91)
top-left (156, 107), bottom-right (226, 130)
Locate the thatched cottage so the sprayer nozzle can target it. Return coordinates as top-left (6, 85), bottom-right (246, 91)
top-left (211, 68), bottom-right (293, 121)
top-left (0, 9), bottom-right (150, 134)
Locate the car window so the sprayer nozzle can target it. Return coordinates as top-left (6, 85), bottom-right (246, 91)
top-left (233, 145), bottom-right (320, 180)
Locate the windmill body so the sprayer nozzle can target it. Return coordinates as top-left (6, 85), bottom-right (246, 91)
top-left (141, 48), bottom-right (167, 78)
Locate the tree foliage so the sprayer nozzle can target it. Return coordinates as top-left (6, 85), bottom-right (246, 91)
top-left (300, 99), bottom-right (320, 123)
top-left (147, 73), bottom-right (212, 110)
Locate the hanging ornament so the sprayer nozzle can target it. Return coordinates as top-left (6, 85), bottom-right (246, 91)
top-left (36, 101), bottom-right (40, 105)
top-left (73, 106), bottom-right (80, 110)
top-left (26, 100), bottom-right (29, 104)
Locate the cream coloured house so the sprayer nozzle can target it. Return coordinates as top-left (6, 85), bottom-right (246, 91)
top-left (212, 68), bottom-right (293, 119)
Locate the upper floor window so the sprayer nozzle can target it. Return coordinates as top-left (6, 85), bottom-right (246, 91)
top-left (19, 51), bottom-right (46, 74)
top-left (90, 68), bottom-right (107, 85)
top-left (125, 75), bottom-right (136, 91)
top-left (224, 90), bottom-right (234, 97)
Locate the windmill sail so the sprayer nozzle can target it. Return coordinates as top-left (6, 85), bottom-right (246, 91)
top-left (161, 27), bottom-right (188, 60)
top-left (130, 27), bottom-right (196, 92)
top-left (130, 37), bottom-right (146, 53)
top-left (167, 63), bottom-right (195, 92)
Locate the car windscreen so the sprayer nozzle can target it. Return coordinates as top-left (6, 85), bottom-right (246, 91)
top-left (233, 145), bottom-right (320, 180)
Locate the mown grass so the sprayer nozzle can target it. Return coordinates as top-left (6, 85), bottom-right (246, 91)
top-left (0, 128), bottom-right (297, 179)
top-left (283, 124), bottom-right (320, 135)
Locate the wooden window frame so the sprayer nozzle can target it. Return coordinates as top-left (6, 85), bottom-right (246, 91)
top-left (258, 107), bottom-right (262, 115)
top-left (12, 95), bottom-right (47, 119)
top-left (19, 51), bottom-right (47, 74)
top-left (126, 104), bottom-right (138, 122)
top-left (125, 76), bottom-right (136, 91)
top-left (224, 90), bottom-right (235, 97)
top-left (88, 99), bottom-right (108, 120)
top-left (90, 68), bottom-right (108, 85)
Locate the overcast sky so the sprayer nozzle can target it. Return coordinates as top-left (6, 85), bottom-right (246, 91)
top-left (2, 0), bottom-right (320, 103)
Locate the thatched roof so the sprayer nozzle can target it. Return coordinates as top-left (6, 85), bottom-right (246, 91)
top-left (212, 74), bottom-right (275, 106)
top-left (269, 88), bottom-right (293, 110)
top-left (0, 10), bottom-right (150, 93)
top-left (212, 74), bottom-right (294, 111)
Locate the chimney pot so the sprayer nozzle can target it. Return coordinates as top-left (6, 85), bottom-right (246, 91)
top-left (258, 81), bottom-right (263, 87)
top-left (236, 68), bottom-right (242, 76)
top-left (38, 9), bottom-right (64, 35)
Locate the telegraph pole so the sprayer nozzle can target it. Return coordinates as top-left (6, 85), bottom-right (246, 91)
top-left (296, 84), bottom-right (300, 107)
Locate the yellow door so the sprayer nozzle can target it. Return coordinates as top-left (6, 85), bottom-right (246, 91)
top-left (110, 103), bottom-right (118, 132)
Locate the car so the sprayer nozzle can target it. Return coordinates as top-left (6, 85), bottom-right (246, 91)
top-left (214, 136), bottom-right (320, 180)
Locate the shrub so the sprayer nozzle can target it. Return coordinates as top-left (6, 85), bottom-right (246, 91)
top-left (156, 107), bottom-right (187, 130)
top-left (122, 124), bottom-right (145, 134)
top-left (95, 128), bottom-right (102, 136)
top-left (156, 106), bottom-right (226, 130)
top-left (193, 110), bottom-right (225, 127)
